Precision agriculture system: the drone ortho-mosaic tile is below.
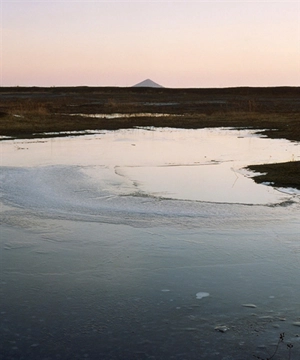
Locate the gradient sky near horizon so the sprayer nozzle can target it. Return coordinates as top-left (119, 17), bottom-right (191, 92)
top-left (1, 1), bottom-right (299, 88)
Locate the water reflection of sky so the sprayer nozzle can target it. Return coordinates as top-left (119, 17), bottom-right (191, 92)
top-left (2, 127), bottom-right (298, 205)
top-left (1, 127), bottom-right (300, 359)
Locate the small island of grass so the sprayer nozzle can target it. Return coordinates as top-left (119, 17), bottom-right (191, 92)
top-left (247, 161), bottom-right (300, 191)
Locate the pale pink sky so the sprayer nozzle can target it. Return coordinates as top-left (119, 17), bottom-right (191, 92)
top-left (1, 1), bottom-right (299, 88)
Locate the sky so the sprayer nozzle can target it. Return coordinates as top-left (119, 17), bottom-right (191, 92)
top-left (1, 0), bottom-right (299, 88)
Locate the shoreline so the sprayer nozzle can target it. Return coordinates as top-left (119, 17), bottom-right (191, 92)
top-left (1, 86), bottom-right (299, 190)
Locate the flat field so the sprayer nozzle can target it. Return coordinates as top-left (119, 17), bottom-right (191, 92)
top-left (0, 86), bottom-right (299, 189)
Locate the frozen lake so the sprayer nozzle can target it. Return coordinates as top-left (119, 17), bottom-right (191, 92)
top-left (1, 127), bottom-right (300, 359)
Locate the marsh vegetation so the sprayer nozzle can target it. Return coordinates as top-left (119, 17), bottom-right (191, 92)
top-left (0, 86), bottom-right (299, 189)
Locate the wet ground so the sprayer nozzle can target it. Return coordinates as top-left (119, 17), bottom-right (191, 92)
top-left (1, 86), bottom-right (300, 141)
top-left (1, 86), bottom-right (300, 190)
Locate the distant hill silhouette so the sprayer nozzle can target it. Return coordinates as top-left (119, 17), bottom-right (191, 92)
top-left (133, 79), bottom-right (163, 88)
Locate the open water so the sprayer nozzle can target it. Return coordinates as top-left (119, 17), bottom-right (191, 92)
top-left (1, 127), bottom-right (300, 359)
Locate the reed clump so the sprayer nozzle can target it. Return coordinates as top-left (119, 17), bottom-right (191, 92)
top-left (254, 333), bottom-right (294, 360)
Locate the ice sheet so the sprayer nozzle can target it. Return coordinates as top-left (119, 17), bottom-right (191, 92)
top-left (1, 128), bottom-right (300, 359)
top-left (1, 128), bottom-right (299, 209)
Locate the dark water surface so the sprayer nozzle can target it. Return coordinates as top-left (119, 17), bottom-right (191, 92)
top-left (1, 128), bottom-right (300, 359)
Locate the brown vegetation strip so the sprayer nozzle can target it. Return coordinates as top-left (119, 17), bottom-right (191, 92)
top-left (1, 86), bottom-right (299, 190)
top-left (247, 161), bottom-right (300, 191)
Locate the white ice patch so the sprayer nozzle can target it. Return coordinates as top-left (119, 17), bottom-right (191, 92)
top-left (196, 292), bottom-right (210, 300)
top-left (276, 187), bottom-right (300, 195)
top-left (69, 113), bottom-right (182, 119)
top-left (1, 128), bottom-right (298, 225)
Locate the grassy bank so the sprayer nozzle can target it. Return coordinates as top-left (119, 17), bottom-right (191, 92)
top-left (247, 161), bottom-right (300, 191)
top-left (1, 86), bottom-right (299, 190)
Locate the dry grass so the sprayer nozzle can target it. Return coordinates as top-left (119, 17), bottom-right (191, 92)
top-left (4, 99), bottom-right (50, 117)
top-left (1, 87), bottom-right (299, 137)
top-left (247, 161), bottom-right (300, 190)
top-left (1, 86), bottom-right (299, 189)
